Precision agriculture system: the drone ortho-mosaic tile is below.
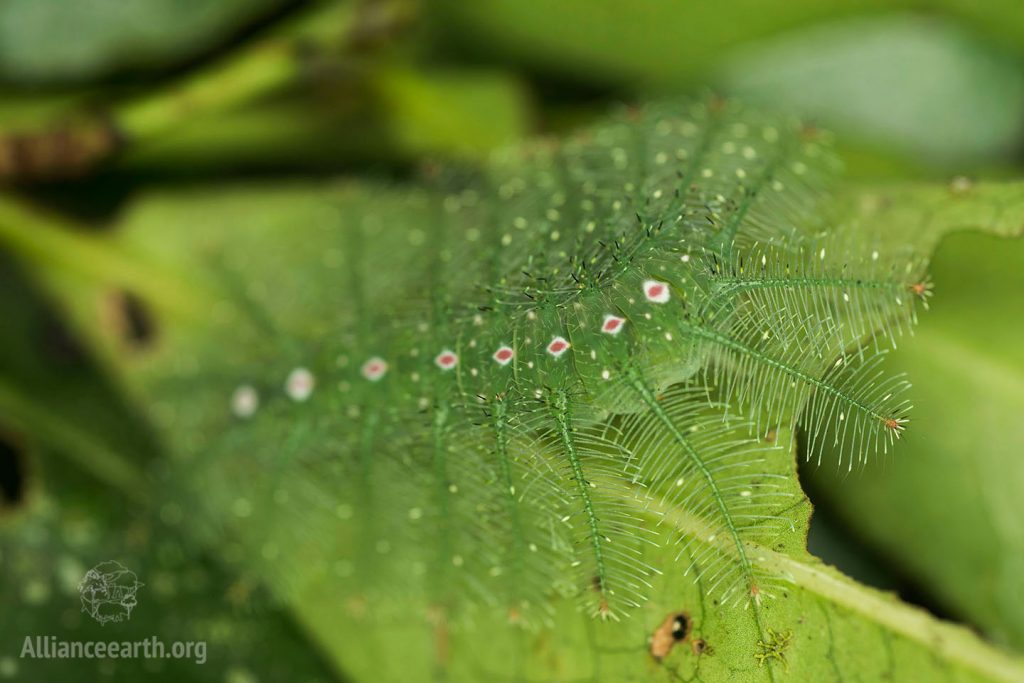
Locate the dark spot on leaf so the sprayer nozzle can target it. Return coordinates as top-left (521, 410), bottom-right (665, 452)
top-left (0, 432), bottom-right (26, 509)
top-left (104, 290), bottom-right (156, 349)
top-left (650, 611), bottom-right (690, 660)
top-left (671, 614), bottom-right (690, 640)
top-left (691, 638), bottom-right (712, 656)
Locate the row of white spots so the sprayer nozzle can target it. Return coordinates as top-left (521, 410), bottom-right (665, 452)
top-left (231, 280), bottom-right (671, 418)
top-left (231, 367), bottom-right (314, 418)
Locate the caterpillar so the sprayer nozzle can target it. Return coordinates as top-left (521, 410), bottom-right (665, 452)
top-left (154, 98), bottom-right (930, 675)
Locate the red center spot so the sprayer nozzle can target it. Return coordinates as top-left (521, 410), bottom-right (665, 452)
top-left (361, 357), bottom-right (388, 381)
top-left (493, 346), bottom-right (514, 365)
top-left (435, 350), bottom-right (459, 370)
top-left (547, 337), bottom-right (570, 357)
top-left (644, 279), bottom-right (670, 303)
top-left (602, 315), bottom-right (625, 335)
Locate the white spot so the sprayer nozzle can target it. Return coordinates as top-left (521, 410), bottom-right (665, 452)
top-left (601, 315), bottom-right (626, 335)
top-left (285, 367), bottom-right (315, 401)
top-left (435, 350), bottom-right (458, 371)
top-left (361, 357), bottom-right (388, 381)
top-left (547, 336), bottom-right (571, 358)
top-left (493, 345), bottom-right (514, 366)
top-left (231, 385), bottom-right (259, 418)
top-left (644, 279), bottom-right (671, 304)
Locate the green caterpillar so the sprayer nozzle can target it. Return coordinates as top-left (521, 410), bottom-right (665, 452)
top-left (185, 98), bottom-right (928, 655)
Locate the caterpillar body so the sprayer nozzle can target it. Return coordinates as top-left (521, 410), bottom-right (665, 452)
top-left (156, 99), bottom-right (928, 676)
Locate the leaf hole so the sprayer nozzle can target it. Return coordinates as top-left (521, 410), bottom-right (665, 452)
top-left (103, 289), bottom-right (157, 349)
top-left (0, 431), bottom-right (27, 511)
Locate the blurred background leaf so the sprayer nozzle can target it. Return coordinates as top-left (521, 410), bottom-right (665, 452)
top-left (0, 0), bottom-right (290, 84)
top-left (717, 16), bottom-right (1024, 168)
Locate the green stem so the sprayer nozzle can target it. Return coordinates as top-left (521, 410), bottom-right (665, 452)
top-left (550, 389), bottom-right (610, 608)
top-left (0, 197), bottom-right (205, 319)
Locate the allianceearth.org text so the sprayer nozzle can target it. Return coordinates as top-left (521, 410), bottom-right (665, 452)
top-left (21, 636), bottom-right (207, 664)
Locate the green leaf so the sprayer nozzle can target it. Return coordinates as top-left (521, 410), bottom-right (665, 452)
top-left (429, 0), bottom-right (1024, 91)
top-left (0, 0), bottom-right (288, 84)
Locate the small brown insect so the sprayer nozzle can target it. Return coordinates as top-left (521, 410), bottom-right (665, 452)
top-left (650, 611), bottom-right (691, 661)
top-left (692, 638), bottom-right (710, 655)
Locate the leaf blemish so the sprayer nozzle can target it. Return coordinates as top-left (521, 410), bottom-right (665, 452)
top-left (102, 289), bottom-right (156, 350)
top-left (0, 431), bottom-right (27, 510)
top-left (754, 627), bottom-right (793, 670)
top-left (650, 611), bottom-right (692, 661)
